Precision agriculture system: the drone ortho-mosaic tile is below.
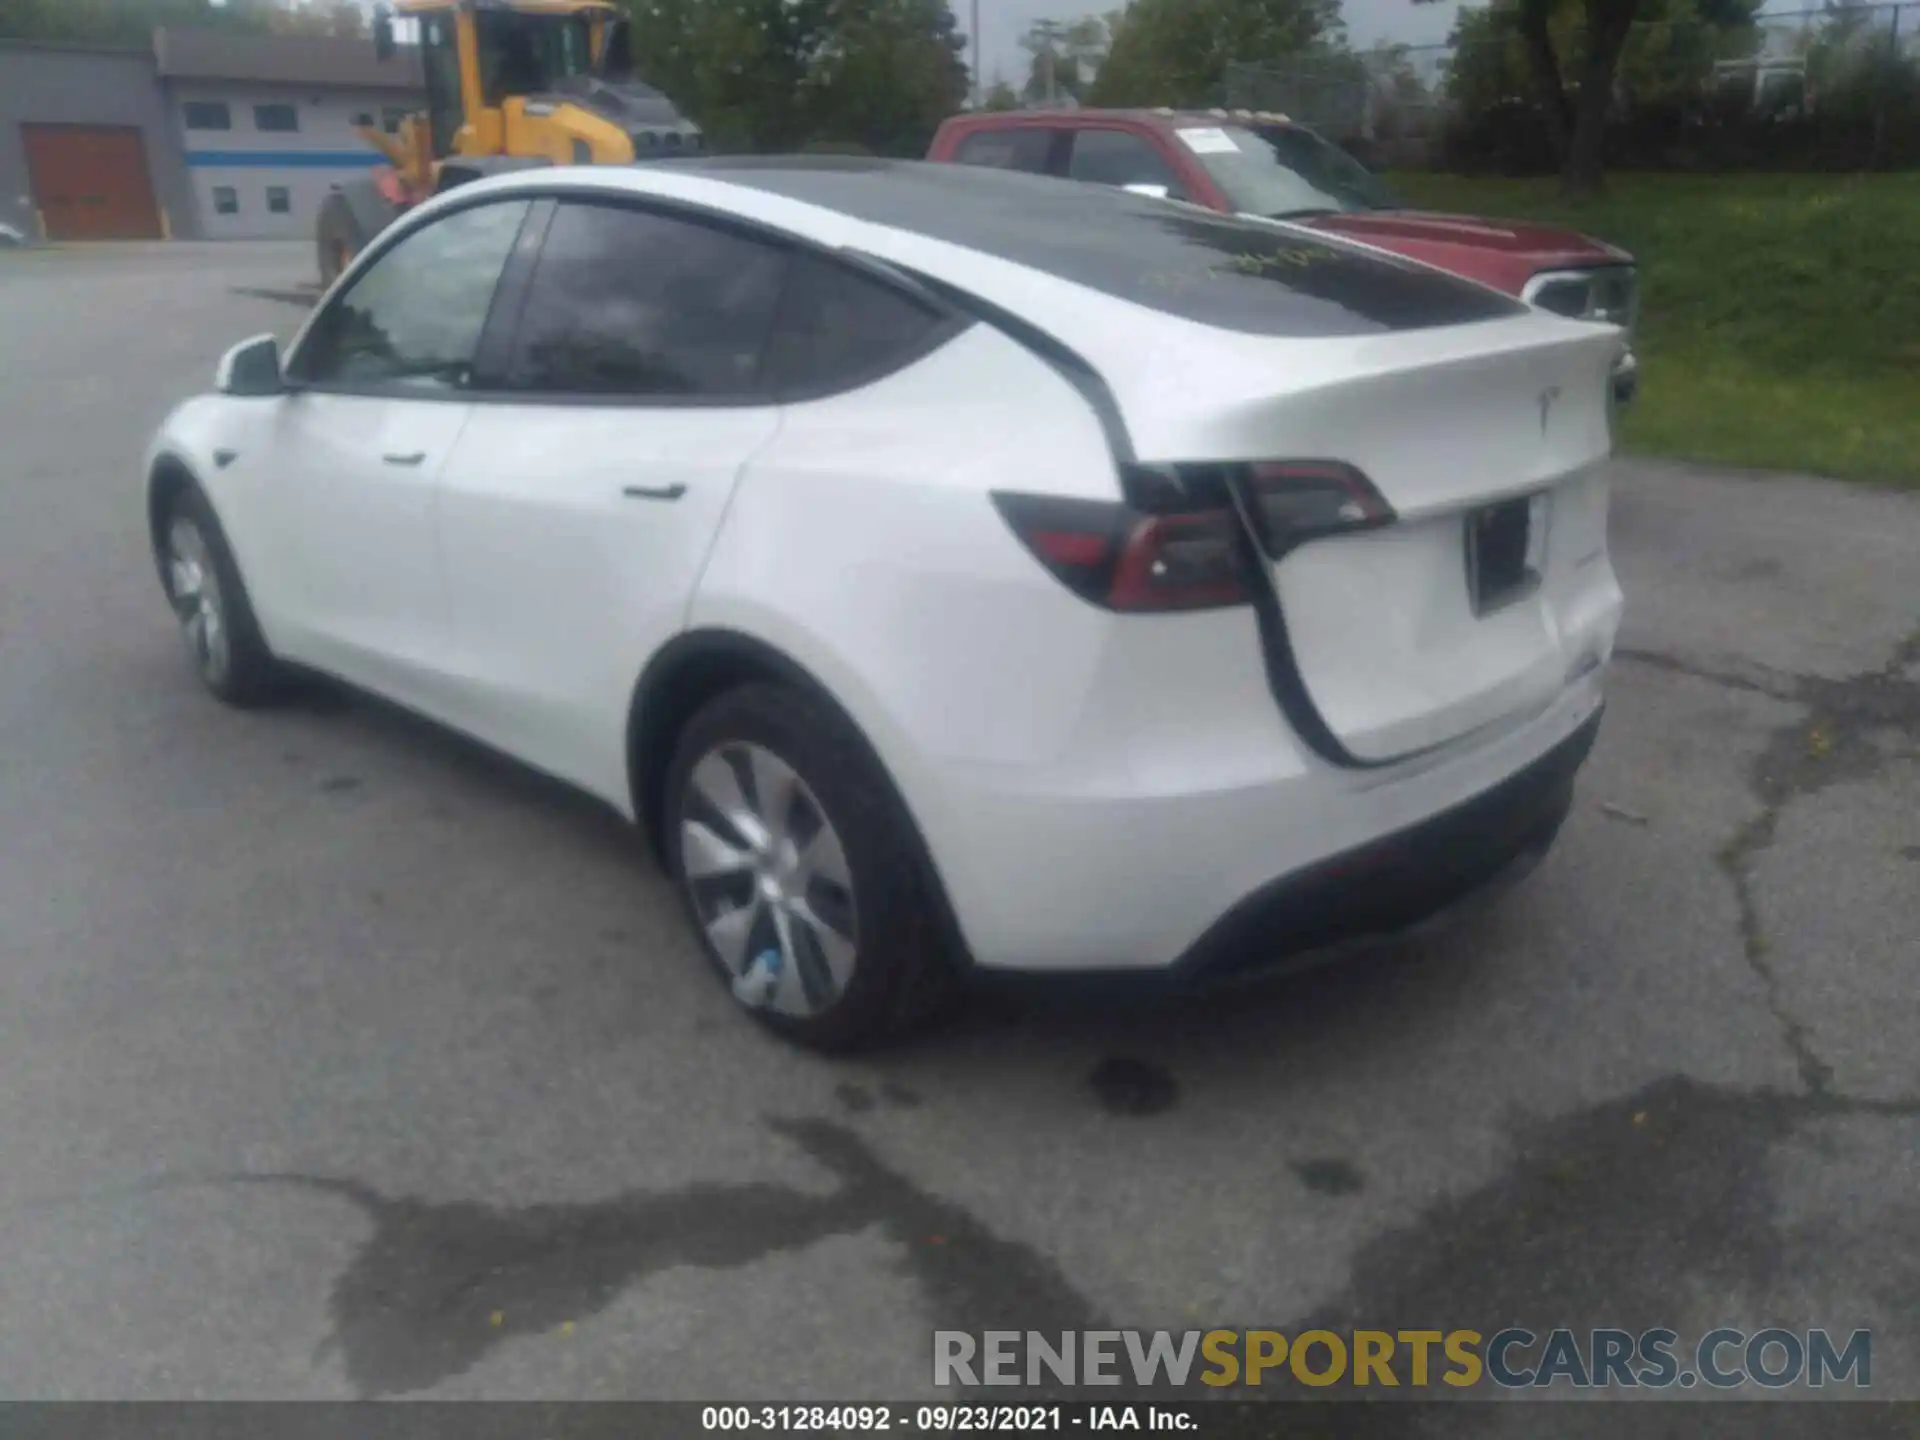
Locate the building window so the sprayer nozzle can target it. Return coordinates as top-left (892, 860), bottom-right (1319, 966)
top-left (254, 103), bottom-right (300, 133)
top-left (352, 111), bottom-right (375, 128)
top-left (183, 101), bottom-right (232, 131)
top-left (212, 186), bottom-right (239, 216)
top-left (266, 187), bottom-right (291, 215)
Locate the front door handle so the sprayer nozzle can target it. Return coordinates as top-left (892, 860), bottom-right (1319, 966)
top-left (621, 483), bottom-right (687, 502)
top-left (383, 451), bottom-right (428, 467)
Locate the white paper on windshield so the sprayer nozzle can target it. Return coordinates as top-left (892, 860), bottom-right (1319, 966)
top-left (1177, 127), bottom-right (1240, 155)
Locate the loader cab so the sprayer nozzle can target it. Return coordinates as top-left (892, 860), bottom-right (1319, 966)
top-left (474, 8), bottom-right (595, 105)
top-left (382, 0), bottom-right (622, 162)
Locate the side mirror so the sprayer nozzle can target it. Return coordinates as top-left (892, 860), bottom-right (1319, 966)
top-left (373, 6), bottom-right (395, 61)
top-left (216, 334), bottom-right (284, 397)
top-left (1123, 182), bottom-right (1171, 200)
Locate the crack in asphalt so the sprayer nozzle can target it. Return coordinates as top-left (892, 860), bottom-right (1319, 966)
top-left (1620, 634), bottom-right (1920, 1098)
top-left (1612, 645), bottom-right (1802, 701)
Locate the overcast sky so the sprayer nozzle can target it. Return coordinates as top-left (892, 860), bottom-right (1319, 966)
top-left (957, 0), bottom-right (1469, 92)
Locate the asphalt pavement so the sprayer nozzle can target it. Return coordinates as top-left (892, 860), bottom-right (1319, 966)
top-left (0, 242), bottom-right (1915, 1415)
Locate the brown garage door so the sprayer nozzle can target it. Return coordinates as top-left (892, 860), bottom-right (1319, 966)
top-left (21, 124), bottom-right (163, 241)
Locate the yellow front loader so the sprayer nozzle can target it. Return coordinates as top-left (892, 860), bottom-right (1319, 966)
top-left (316, 0), bottom-right (701, 284)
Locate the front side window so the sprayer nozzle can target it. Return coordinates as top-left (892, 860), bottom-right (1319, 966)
top-left (294, 199), bottom-right (531, 392)
top-left (183, 101), bottom-right (231, 131)
top-left (504, 202), bottom-right (789, 399)
top-left (954, 128), bottom-right (1056, 174)
top-left (253, 103), bottom-right (299, 133)
top-left (1066, 129), bottom-right (1187, 200)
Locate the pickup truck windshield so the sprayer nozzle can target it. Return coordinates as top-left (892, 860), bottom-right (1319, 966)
top-left (1176, 124), bottom-right (1399, 218)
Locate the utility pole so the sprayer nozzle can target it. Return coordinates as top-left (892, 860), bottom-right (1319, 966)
top-left (1026, 18), bottom-right (1068, 107)
top-left (972, 0), bottom-right (982, 108)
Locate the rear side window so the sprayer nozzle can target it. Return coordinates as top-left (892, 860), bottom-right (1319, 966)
top-left (954, 129), bottom-right (1056, 173)
top-left (1066, 129), bottom-right (1188, 201)
top-left (759, 254), bottom-right (953, 398)
top-left (504, 202), bottom-right (789, 399)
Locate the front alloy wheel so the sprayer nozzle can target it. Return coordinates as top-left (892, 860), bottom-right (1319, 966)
top-left (679, 742), bottom-right (860, 1018)
top-left (167, 517), bottom-right (232, 689)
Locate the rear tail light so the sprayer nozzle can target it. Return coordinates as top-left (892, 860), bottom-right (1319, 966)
top-left (992, 460), bottom-right (1393, 611)
top-left (990, 493), bottom-right (1250, 612)
top-left (1239, 461), bottom-right (1394, 558)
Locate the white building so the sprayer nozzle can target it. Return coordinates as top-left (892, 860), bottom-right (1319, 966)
top-left (154, 28), bottom-right (424, 241)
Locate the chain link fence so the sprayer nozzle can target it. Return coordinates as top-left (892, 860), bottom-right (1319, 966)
top-left (1226, 2), bottom-right (1920, 169)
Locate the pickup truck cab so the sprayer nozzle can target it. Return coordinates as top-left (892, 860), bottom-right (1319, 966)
top-left (928, 108), bottom-right (1639, 401)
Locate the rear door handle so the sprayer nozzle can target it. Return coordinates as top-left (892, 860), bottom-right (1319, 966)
top-left (383, 451), bottom-right (428, 467)
top-left (621, 483), bottom-right (687, 502)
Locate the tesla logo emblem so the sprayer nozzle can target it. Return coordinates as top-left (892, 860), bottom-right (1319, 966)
top-left (1537, 385), bottom-right (1562, 436)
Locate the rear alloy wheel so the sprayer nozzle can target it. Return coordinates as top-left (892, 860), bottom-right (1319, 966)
top-left (665, 684), bottom-right (955, 1051)
top-left (680, 742), bottom-right (860, 1018)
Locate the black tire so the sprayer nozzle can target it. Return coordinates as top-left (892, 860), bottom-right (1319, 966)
top-left (664, 683), bottom-right (957, 1052)
top-left (158, 484), bottom-right (281, 707)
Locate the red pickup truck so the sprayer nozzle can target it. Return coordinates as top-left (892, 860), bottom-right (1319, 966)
top-left (928, 108), bottom-right (1638, 401)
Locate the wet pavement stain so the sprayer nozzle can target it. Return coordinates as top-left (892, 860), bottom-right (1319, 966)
top-left (223, 1117), bottom-right (1100, 1396)
top-left (835, 1082), bottom-right (876, 1113)
top-left (1089, 1057), bottom-right (1178, 1116)
top-left (880, 1081), bottom-right (924, 1109)
top-left (1292, 1158), bottom-right (1366, 1196)
top-left (1299, 1075), bottom-right (1920, 1353)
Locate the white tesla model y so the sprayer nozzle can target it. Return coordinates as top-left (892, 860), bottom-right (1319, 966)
top-left (144, 158), bottom-right (1625, 1049)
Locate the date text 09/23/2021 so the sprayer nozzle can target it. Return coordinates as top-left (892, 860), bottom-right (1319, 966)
top-left (702, 1406), bottom-right (1188, 1432)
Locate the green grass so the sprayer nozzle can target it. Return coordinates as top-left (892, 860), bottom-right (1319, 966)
top-left (1384, 172), bottom-right (1920, 486)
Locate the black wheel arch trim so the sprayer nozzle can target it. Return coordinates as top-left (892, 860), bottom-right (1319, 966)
top-left (146, 450), bottom-right (206, 590)
top-left (627, 627), bottom-right (979, 969)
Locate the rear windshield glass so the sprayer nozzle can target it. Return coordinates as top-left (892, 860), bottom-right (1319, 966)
top-left (674, 159), bottom-right (1522, 338)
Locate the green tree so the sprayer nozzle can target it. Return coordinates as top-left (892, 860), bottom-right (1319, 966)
top-left (0, 0), bottom-right (282, 44)
top-left (1019, 14), bottom-right (1109, 104)
top-left (982, 75), bottom-right (1022, 110)
top-left (266, 1), bottom-right (370, 38)
top-left (1089, 0), bottom-right (1343, 108)
top-left (1427, 0), bottom-right (1758, 192)
top-left (620, 0), bottom-right (965, 155)
top-left (1439, 0), bottom-right (1758, 186)
top-left (806, 0), bottom-right (968, 153)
